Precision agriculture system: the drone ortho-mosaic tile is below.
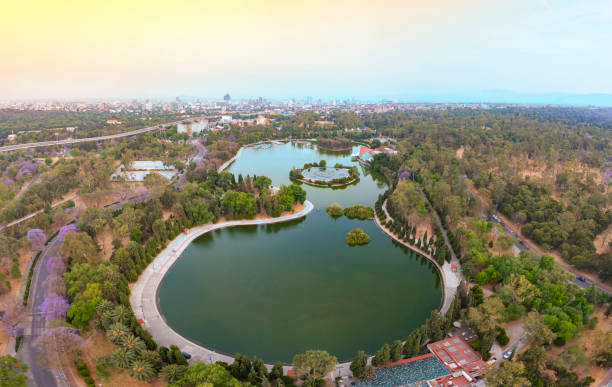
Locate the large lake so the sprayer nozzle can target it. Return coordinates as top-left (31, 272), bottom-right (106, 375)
top-left (157, 142), bottom-right (442, 363)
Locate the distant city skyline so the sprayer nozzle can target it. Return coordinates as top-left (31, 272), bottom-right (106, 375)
top-left (1, 0), bottom-right (611, 104)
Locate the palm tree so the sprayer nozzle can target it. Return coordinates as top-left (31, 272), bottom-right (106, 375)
top-left (106, 322), bottom-right (130, 345)
top-left (111, 304), bottom-right (131, 323)
top-left (138, 350), bottom-right (162, 371)
top-left (129, 359), bottom-right (156, 381)
top-left (161, 364), bottom-right (187, 383)
top-left (120, 334), bottom-right (146, 354)
top-left (112, 347), bottom-right (136, 369)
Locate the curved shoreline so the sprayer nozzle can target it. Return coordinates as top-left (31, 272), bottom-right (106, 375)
top-left (374, 200), bottom-right (459, 314)
top-left (130, 201), bottom-right (314, 373)
top-left (293, 177), bottom-right (359, 188)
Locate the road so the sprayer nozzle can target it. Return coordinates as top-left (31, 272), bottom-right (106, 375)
top-left (0, 119), bottom-right (189, 153)
top-left (0, 195), bottom-right (78, 232)
top-left (463, 177), bottom-right (612, 296)
top-left (18, 234), bottom-right (68, 387)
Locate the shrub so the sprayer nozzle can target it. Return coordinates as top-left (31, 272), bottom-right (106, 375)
top-left (15, 335), bottom-right (23, 352)
top-left (10, 262), bottom-right (21, 279)
top-left (496, 328), bottom-right (509, 346)
top-left (326, 203), bottom-right (343, 218)
top-left (346, 229), bottom-right (371, 246)
top-left (343, 205), bottom-right (374, 220)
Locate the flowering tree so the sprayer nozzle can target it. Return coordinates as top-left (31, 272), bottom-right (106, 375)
top-left (40, 293), bottom-right (69, 320)
top-left (57, 224), bottom-right (77, 243)
top-left (45, 255), bottom-right (65, 276)
top-left (34, 326), bottom-right (84, 370)
top-left (0, 302), bottom-right (26, 338)
top-left (27, 229), bottom-right (46, 251)
top-left (42, 275), bottom-right (66, 297)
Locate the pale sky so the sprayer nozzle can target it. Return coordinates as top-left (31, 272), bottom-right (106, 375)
top-left (1, 0), bottom-right (611, 100)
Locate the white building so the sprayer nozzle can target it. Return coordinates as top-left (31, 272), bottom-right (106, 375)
top-left (221, 115), bottom-right (233, 124)
top-left (177, 118), bottom-right (208, 135)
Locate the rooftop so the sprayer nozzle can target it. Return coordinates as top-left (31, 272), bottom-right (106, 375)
top-left (358, 354), bottom-right (451, 387)
top-left (427, 336), bottom-right (487, 378)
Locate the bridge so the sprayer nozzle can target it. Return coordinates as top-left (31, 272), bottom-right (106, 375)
top-left (0, 119), bottom-right (192, 153)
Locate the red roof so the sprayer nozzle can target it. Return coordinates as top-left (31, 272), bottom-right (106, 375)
top-left (427, 336), bottom-right (487, 378)
top-left (358, 146), bottom-right (375, 157)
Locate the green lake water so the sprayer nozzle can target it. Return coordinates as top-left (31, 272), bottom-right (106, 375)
top-left (157, 142), bottom-right (442, 363)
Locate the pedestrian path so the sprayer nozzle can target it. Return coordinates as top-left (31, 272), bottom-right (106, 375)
top-left (130, 201), bottom-right (314, 369)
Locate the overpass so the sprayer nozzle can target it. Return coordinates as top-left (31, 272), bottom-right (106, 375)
top-left (0, 119), bottom-right (188, 153)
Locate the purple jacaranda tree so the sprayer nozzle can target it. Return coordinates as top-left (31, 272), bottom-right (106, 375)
top-left (3, 179), bottom-right (14, 185)
top-left (0, 302), bottom-right (26, 338)
top-left (57, 224), bottom-right (77, 243)
top-left (42, 275), bottom-right (66, 297)
top-left (40, 293), bottom-right (69, 320)
top-left (45, 255), bottom-right (65, 276)
top-left (34, 326), bottom-right (84, 370)
top-left (17, 159), bottom-right (40, 176)
top-left (134, 187), bottom-right (150, 197)
top-left (27, 228), bottom-right (47, 251)
top-left (398, 170), bottom-right (412, 181)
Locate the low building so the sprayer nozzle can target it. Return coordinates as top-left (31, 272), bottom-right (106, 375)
top-left (351, 145), bottom-right (398, 163)
top-left (111, 160), bottom-right (177, 182)
top-left (177, 118), bottom-right (208, 135)
top-left (427, 336), bottom-right (488, 380)
top-left (106, 119), bottom-right (121, 124)
top-left (356, 336), bottom-right (485, 386)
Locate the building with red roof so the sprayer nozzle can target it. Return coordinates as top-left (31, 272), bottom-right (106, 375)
top-left (427, 336), bottom-right (488, 380)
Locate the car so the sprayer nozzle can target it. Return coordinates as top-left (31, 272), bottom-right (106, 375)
top-left (503, 348), bottom-right (515, 360)
top-left (181, 352), bottom-right (192, 359)
top-left (577, 276), bottom-right (586, 282)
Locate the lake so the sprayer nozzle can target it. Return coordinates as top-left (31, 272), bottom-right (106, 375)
top-left (157, 142), bottom-right (442, 363)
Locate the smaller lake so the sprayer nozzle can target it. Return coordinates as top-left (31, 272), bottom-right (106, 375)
top-left (302, 166), bottom-right (349, 181)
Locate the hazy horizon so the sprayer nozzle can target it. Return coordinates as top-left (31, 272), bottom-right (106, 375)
top-left (2, 0), bottom-right (611, 103)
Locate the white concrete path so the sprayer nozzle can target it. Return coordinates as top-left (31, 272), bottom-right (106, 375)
top-left (376, 200), bottom-right (461, 314)
top-left (130, 201), bottom-right (315, 373)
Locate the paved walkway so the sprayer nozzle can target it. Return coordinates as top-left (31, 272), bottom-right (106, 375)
top-left (376, 200), bottom-right (461, 314)
top-left (130, 201), bottom-right (314, 372)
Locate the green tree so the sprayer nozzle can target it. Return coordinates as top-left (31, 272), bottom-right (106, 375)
top-left (161, 364), bottom-right (188, 383)
top-left (60, 231), bottom-right (99, 264)
top-left (128, 359), bottom-right (156, 381)
top-left (171, 361), bottom-right (248, 387)
top-left (371, 344), bottom-right (390, 366)
top-left (390, 340), bottom-right (403, 362)
top-left (66, 283), bottom-right (102, 326)
top-left (349, 350), bottom-right (372, 380)
top-left (254, 176), bottom-right (272, 191)
top-left (0, 355), bottom-right (28, 387)
top-left (292, 350), bottom-right (337, 384)
top-left (485, 360), bottom-right (530, 387)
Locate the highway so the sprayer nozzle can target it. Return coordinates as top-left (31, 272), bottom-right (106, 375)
top-left (0, 120), bottom-right (183, 153)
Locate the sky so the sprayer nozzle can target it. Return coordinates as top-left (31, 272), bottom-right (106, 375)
top-left (1, 0), bottom-right (611, 101)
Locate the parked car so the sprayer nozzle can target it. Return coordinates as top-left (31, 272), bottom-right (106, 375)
top-left (503, 348), bottom-right (515, 360)
top-left (182, 352), bottom-right (192, 359)
top-left (577, 276), bottom-right (586, 282)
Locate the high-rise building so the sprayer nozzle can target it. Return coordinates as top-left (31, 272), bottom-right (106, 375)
top-left (224, 93), bottom-right (231, 101)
